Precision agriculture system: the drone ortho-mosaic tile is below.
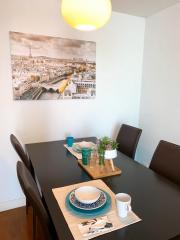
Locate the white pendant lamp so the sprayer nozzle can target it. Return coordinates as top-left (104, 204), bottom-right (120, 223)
top-left (61, 0), bottom-right (112, 31)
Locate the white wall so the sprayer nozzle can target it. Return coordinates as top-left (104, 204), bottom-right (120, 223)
top-left (0, 0), bottom-right (145, 211)
top-left (138, 3), bottom-right (180, 166)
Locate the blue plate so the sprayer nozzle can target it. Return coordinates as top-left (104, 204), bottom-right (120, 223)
top-left (65, 190), bottom-right (112, 218)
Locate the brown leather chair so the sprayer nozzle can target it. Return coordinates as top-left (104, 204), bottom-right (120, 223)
top-left (150, 140), bottom-right (180, 186)
top-left (169, 235), bottom-right (180, 240)
top-left (10, 134), bottom-right (35, 213)
top-left (116, 124), bottom-right (142, 159)
top-left (17, 161), bottom-right (56, 240)
top-left (10, 134), bottom-right (33, 172)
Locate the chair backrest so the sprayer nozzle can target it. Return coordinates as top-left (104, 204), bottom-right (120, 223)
top-left (169, 236), bottom-right (180, 240)
top-left (10, 134), bottom-right (31, 171)
top-left (150, 140), bottom-right (180, 186)
top-left (116, 124), bottom-right (142, 159)
top-left (17, 161), bottom-right (54, 240)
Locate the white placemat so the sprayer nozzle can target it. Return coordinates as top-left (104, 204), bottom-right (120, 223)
top-left (52, 180), bottom-right (141, 240)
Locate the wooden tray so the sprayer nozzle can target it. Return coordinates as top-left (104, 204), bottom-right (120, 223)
top-left (78, 159), bottom-right (122, 179)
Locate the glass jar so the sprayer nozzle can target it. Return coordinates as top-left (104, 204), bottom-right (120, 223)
top-left (98, 150), bottom-right (105, 166)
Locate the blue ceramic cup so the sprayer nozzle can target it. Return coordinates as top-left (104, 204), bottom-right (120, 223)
top-left (66, 136), bottom-right (74, 147)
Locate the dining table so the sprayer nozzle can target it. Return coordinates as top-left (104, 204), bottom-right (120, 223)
top-left (25, 137), bottom-right (180, 240)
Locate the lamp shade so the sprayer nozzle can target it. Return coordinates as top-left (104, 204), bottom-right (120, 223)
top-left (61, 0), bottom-right (112, 31)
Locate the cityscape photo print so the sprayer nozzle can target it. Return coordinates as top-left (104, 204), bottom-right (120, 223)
top-left (10, 32), bottom-right (96, 100)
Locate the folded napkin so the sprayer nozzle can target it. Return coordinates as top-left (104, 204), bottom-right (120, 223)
top-left (78, 216), bottom-right (114, 238)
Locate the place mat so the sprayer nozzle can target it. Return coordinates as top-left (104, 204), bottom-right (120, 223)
top-left (52, 180), bottom-right (141, 240)
top-left (64, 144), bottom-right (82, 159)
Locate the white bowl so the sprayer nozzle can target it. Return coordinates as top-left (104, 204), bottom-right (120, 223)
top-left (74, 186), bottom-right (101, 204)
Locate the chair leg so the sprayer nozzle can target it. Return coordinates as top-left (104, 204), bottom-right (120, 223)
top-left (26, 198), bottom-right (30, 215)
top-left (33, 208), bottom-right (36, 240)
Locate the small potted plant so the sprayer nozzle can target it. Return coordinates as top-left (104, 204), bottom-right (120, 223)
top-left (97, 137), bottom-right (118, 166)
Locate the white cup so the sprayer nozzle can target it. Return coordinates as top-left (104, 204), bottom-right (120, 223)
top-left (116, 193), bottom-right (132, 218)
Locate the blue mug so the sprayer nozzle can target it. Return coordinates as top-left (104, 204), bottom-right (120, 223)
top-left (66, 136), bottom-right (74, 147)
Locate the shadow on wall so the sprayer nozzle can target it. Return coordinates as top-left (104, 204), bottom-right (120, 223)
top-left (0, 143), bottom-right (24, 202)
top-left (136, 145), bottom-right (150, 167)
top-left (112, 122), bottom-right (121, 140)
top-left (14, 101), bottom-right (55, 144)
top-left (13, 100), bottom-right (100, 144)
top-left (136, 132), bottom-right (159, 167)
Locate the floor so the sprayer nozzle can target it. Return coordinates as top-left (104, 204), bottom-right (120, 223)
top-left (0, 207), bottom-right (44, 240)
top-left (1, 207), bottom-right (180, 240)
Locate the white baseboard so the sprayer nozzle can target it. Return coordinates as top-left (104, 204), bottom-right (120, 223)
top-left (0, 197), bottom-right (26, 212)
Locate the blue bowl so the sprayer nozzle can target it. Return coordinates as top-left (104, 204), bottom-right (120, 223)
top-left (65, 190), bottom-right (112, 218)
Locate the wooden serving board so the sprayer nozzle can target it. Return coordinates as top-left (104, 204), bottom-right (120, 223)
top-left (78, 159), bottom-right (122, 179)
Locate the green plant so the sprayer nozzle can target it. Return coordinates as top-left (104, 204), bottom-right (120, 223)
top-left (98, 136), bottom-right (118, 153)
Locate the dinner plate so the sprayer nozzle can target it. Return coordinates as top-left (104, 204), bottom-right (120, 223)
top-left (69, 189), bottom-right (107, 210)
top-left (72, 144), bottom-right (82, 153)
top-left (65, 190), bottom-right (111, 218)
top-left (72, 142), bottom-right (96, 153)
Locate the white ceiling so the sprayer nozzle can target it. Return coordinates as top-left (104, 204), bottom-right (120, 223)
top-left (112, 0), bottom-right (180, 17)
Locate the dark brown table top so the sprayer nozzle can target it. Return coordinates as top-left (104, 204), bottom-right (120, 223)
top-left (26, 137), bottom-right (180, 240)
